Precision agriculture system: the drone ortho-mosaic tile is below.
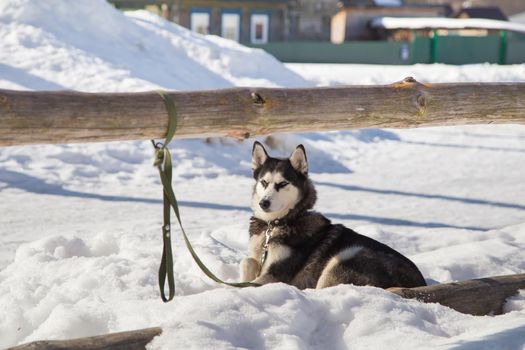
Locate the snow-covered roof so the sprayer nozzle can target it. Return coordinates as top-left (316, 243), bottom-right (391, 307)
top-left (510, 12), bottom-right (525, 25)
top-left (374, 0), bottom-right (402, 7)
top-left (342, 0), bottom-right (402, 7)
top-left (370, 16), bottom-right (525, 34)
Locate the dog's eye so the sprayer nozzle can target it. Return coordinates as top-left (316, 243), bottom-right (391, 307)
top-left (260, 180), bottom-right (268, 188)
top-left (277, 182), bottom-right (289, 189)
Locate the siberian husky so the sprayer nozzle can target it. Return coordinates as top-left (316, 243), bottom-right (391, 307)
top-left (240, 141), bottom-right (426, 289)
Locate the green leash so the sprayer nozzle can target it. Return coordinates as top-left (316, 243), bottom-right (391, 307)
top-left (153, 91), bottom-right (258, 303)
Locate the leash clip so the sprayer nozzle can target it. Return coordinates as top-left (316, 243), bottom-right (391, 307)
top-left (152, 140), bottom-right (166, 167)
top-left (259, 223), bottom-right (274, 271)
top-left (263, 225), bottom-right (272, 249)
top-left (151, 139), bottom-right (165, 149)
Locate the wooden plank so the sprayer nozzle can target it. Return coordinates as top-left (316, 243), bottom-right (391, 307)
top-left (389, 273), bottom-right (525, 316)
top-left (1, 78), bottom-right (525, 146)
top-left (6, 327), bottom-right (161, 350)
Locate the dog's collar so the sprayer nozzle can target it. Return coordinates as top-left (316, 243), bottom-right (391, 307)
top-left (266, 216), bottom-right (301, 228)
top-left (267, 218), bottom-right (285, 228)
top-left (256, 212), bottom-right (307, 228)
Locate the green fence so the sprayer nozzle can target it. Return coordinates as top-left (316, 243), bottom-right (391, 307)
top-left (414, 34), bottom-right (502, 64)
top-left (246, 41), bottom-right (411, 65)
top-left (507, 32), bottom-right (525, 65)
top-left (246, 33), bottom-right (525, 65)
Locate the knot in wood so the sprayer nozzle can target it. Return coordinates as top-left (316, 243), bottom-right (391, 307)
top-left (0, 95), bottom-right (10, 109)
top-left (391, 77), bottom-right (423, 89)
top-left (417, 93), bottom-right (427, 108)
top-left (415, 92), bottom-right (429, 117)
top-left (251, 92), bottom-right (265, 106)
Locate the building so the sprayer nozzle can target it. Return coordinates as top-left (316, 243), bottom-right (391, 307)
top-left (288, 0), bottom-right (339, 41)
top-left (403, 0), bottom-right (525, 17)
top-left (456, 7), bottom-right (508, 21)
top-left (331, 0), bottom-right (450, 42)
top-left (111, 0), bottom-right (345, 43)
top-left (111, 0), bottom-right (290, 43)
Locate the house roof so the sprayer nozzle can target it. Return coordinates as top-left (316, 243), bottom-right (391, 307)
top-left (370, 16), bottom-right (525, 34)
top-left (510, 11), bottom-right (525, 24)
top-left (341, 0), bottom-right (402, 7)
top-left (457, 7), bottom-right (508, 21)
top-left (374, 0), bottom-right (402, 6)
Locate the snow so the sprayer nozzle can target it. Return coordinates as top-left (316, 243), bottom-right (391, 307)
top-left (0, 0), bottom-right (307, 91)
top-left (371, 16), bottom-right (525, 34)
top-left (1, 0), bottom-right (525, 349)
top-left (510, 12), bottom-right (525, 25)
top-left (286, 62), bottom-right (525, 85)
top-left (374, 0), bottom-right (402, 7)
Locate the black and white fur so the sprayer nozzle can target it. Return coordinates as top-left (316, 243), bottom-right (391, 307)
top-left (240, 141), bottom-right (426, 289)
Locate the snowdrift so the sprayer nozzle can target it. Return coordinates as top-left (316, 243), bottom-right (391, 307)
top-left (0, 0), bottom-right (308, 91)
top-left (1, 0), bottom-right (525, 348)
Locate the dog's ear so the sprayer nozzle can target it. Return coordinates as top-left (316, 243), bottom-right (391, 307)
top-left (252, 141), bottom-right (268, 172)
top-left (289, 144), bottom-right (308, 175)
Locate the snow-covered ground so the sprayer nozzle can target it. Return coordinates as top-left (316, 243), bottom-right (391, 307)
top-left (0, 0), bottom-right (524, 349)
top-left (287, 62), bottom-right (525, 85)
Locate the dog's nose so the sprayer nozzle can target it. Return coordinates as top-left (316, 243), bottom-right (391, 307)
top-left (259, 199), bottom-right (271, 210)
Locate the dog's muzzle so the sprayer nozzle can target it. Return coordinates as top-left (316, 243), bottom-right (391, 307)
top-left (259, 199), bottom-right (271, 211)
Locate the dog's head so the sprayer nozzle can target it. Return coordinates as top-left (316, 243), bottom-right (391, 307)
top-left (250, 141), bottom-right (315, 221)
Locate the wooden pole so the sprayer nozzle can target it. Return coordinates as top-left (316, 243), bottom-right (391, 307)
top-left (1, 78), bottom-right (525, 147)
top-left (389, 273), bottom-right (525, 316)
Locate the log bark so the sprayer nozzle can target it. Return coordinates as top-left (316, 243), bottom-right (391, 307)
top-left (6, 327), bottom-right (161, 350)
top-left (389, 273), bottom-right (525, 316)
top-left (1, 78), bottom-right (525, 146)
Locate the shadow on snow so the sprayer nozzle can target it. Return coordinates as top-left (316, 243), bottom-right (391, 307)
top-left (1, 169), bottom-right (493, 231)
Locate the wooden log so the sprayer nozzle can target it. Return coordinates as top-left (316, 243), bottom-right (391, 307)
top-left (6, 327), bottom-right (161, 350)
top-left (1, 78), bottom-right (525, 147)
top-left (389, 273), bottom-right (525, 316)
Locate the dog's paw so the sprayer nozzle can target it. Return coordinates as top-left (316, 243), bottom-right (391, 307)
top-left (253, 273), bottom-right (278, 285)
top-left (240, 257), bottom-right (260, 282)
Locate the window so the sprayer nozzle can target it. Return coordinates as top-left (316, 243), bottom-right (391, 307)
top-left (190, 12), bottom-right (210, 35)
top-left (250, 14), bottom-right (269, 44)
top-left (221, 13), bottom-right (240, 42)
